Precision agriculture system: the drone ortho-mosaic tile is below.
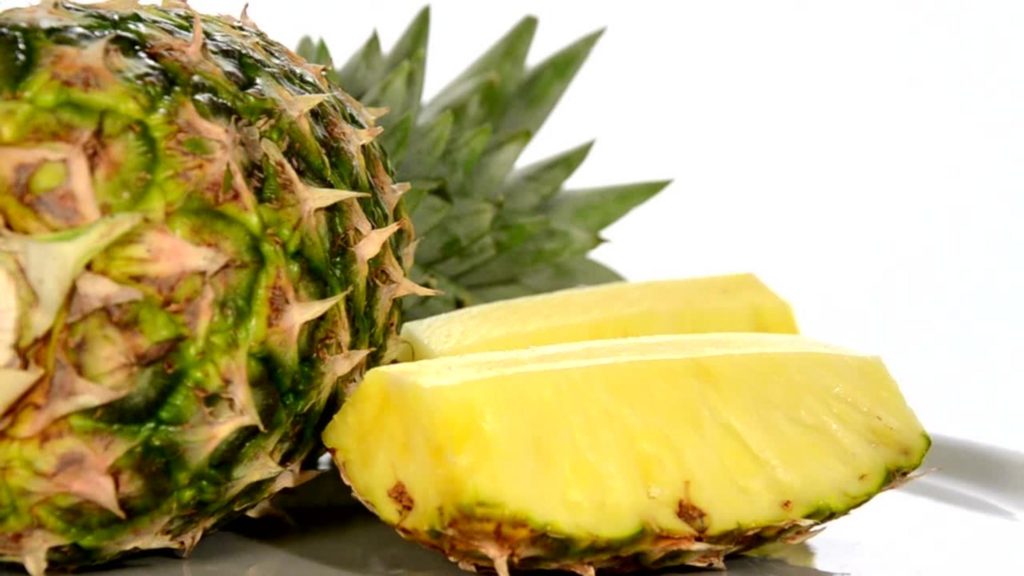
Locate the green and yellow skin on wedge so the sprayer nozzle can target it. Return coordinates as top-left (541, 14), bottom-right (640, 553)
top-left (325, 333), bottom-right (929, 575)
top-left (0, 2), bottom-right (420, 572)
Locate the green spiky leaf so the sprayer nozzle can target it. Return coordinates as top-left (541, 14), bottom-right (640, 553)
top-left (379, 114), bottom-right (413, 159)
top-left (414, 199), bottom-right (497, 266)
top-left (337, 32), bottom-right (386, 95)
top-left (363, 56), bottom-right (421, 155)
top-left (458, 224), bottom-right (600, 287)
top-left (502, 141), bottom-right (593, 212)
top-left (385, 7), bottom-right (431, 72)
top-left (379, 7), bottom-right (428, 121)
top-left (296, 37), bottom-right (333, 69)
top-left (497, 29), bottom-right (603, 139)
top-left (298, 10), bottom-right (665, 320)
top-left (434, 16), bottom-right (536, 102)
top-left (443, 124), bottom-right (492, 193)
top-left (550, 181), bottom-right (671, 233)
top-left (525, 257), bottom-right (623, 289)
top-left (466, 131), bottom-right (531, 200)
top-left (400, 110), bottom-right (454, 178)
top-left (470, 258), bottom-right (621, 302)
top-left (363, 60), bottom-right (415, 121)
top-left (420, 73), bottom-right (493, 125)
top-left (433, 215), bottom-right (547, 278)
top-left (402, 267), bottom-right (476, 316)
top-left (408, 191), bottom-right (451, 237)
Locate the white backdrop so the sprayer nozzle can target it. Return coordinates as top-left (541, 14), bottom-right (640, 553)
top-left (5, 1), bottom-right (1022, 452)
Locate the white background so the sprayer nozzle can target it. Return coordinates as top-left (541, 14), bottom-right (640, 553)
top-left (6, 1), bottom-right (1022, 452)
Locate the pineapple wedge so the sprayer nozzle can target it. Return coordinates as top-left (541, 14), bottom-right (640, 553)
top-left (325, 333), bottom-right (928, 575)
top-left (399, 274), bottom-right (798, 359)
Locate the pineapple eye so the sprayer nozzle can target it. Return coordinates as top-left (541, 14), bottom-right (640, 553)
top-left (28, 160), bottom-right (68, 195)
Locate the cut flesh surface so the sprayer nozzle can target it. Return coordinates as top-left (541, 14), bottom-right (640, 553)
top-left (326, 333), bottom-right (929, 572)
top-left (399, 274), bottom-right (798, 360)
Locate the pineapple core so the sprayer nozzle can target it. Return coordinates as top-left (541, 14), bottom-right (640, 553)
top-left (399, 274), bottom-right (799, 359)
top-left (325, 333), bottom-right (928, 572)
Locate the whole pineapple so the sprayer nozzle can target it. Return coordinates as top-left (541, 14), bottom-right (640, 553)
top-left (0, 1), bottom-right (421, 572)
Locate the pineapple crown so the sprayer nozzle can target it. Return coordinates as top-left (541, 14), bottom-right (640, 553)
top-left (298, 8), bottom-right (670, 320)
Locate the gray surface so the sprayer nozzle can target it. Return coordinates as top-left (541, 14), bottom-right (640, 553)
top-left (2, 435), bottom-right (1022, 575)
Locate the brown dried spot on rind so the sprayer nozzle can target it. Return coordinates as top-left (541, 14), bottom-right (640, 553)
top-left (676, 499), bottom-right (708, 533)
top-left (267, 272), bottom-right (290, 322)
top-left (47, 40), bottom-right (118, 90)
top-left (781, 499), bottom-right (793, 511)
top-left (387, 481), bottom-right (414, 518)
top-left (688, 549), bottom-right (726, 569)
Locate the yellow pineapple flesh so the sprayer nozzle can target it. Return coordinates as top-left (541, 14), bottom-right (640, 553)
top-left (399, 274), bottom-right (798, 360)
top-left (325, 333), bottom-right (928, 574)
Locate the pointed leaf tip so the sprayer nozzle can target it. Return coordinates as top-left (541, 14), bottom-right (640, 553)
top-left (386, 6), bottom-right (431, 69)
top-left (296, 36), bottom-right (316, 60)
top-left (550, 180), bottom-right (670, 233)
top-left (502, 140), bottom-right (596, 211)
top-left (338, 31), bottom-right (385, 96)
top-left (466, 130), bottom-right (532, 200)
top-left (497, 27), bottom-right (604, 139)
top-left (296, 36), bottom-right (333, 68)
top-left (432, 13), bottom-right (538, 104)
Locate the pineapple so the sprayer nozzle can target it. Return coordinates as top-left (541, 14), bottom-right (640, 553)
top-left (298, 10), bottom-right (670, 320)
top-left (325, 333), bottom-right (930, 575)
top-left (399, 273), bottom-right (799, 360)
top-left (0, 2), bottom-right (671, 573)
top-left (0, 1), bottom-right (420, 572)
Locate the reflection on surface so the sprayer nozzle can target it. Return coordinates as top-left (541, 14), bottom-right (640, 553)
top-left (225, 509), bottom-right (837, 576)
top-left (0, 509), bottom-right (838, 576)
top-left (924, 436), bottom-right (1024, 513)
top-left (901, 477), bottom-right (1018, 520)
top-left (746, 542), bottom-right (817, 568)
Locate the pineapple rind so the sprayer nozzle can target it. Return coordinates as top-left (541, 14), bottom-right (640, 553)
top-left (0, 2), bottom-right (412, 572)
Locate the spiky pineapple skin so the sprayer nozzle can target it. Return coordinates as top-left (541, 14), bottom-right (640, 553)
top-left (0, 2), bottom-right (413, 571)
